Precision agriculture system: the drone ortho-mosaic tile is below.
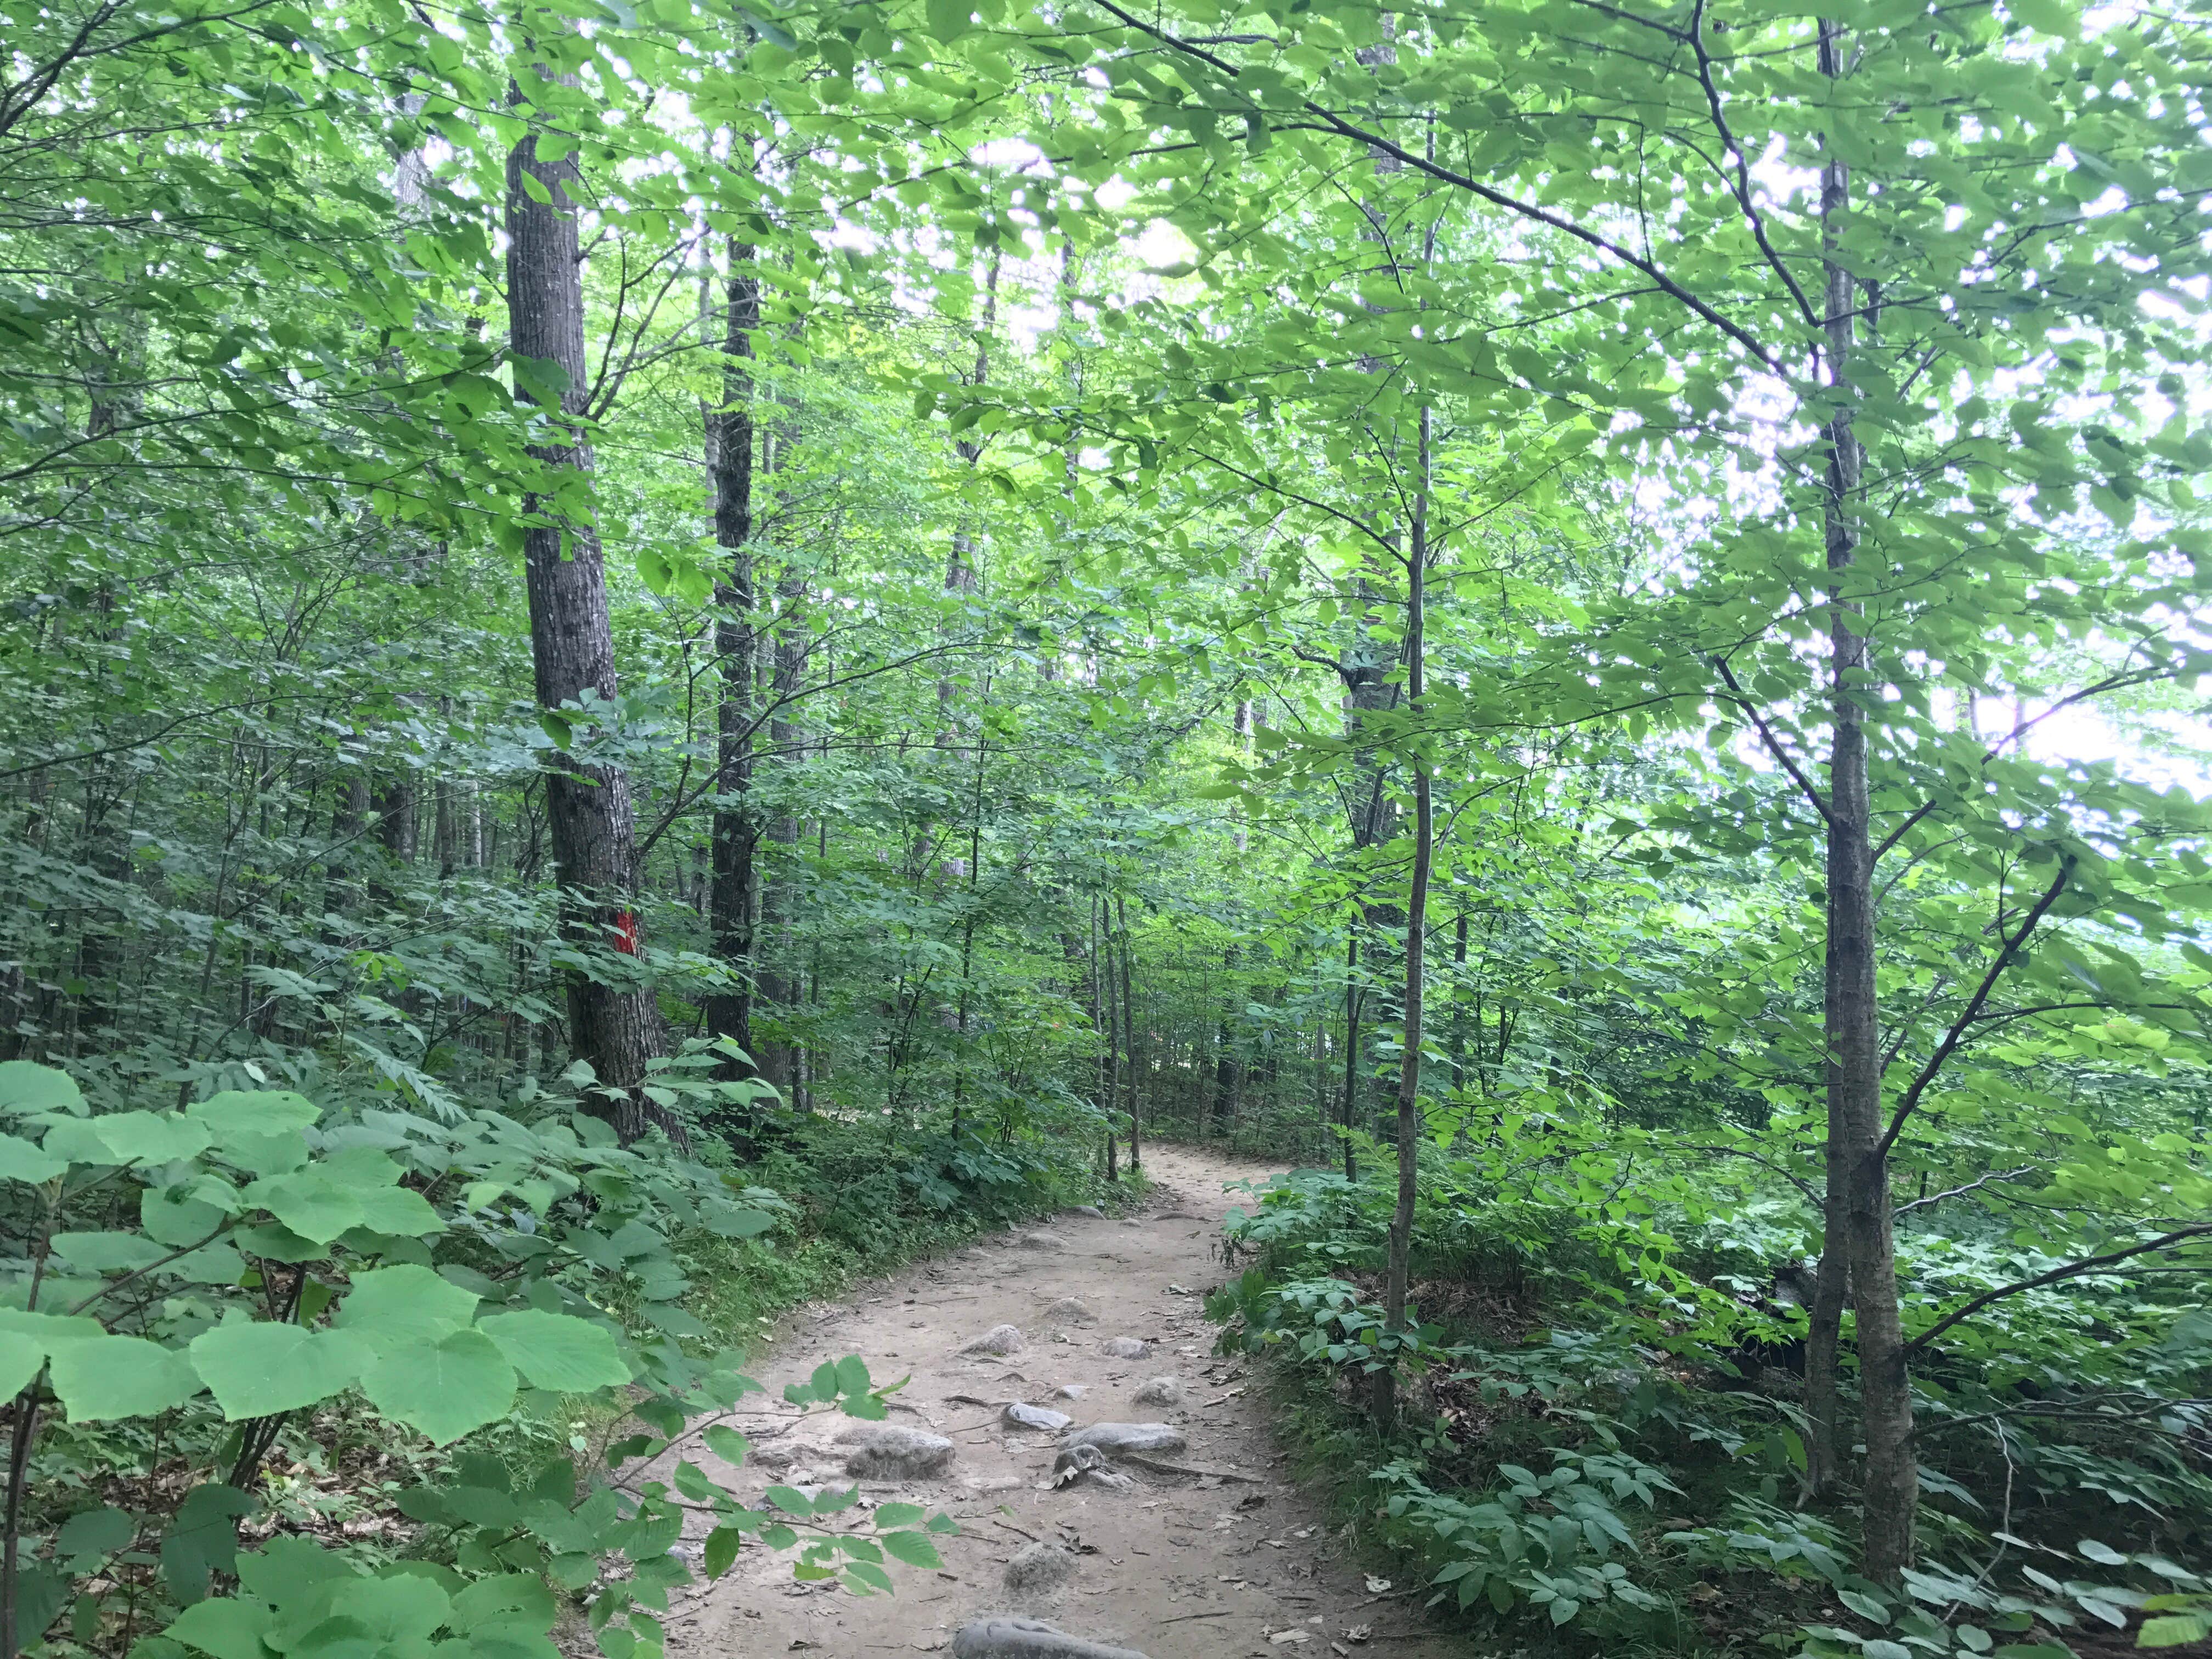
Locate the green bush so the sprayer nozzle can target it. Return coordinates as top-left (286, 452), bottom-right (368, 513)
top-left (0, 1061), bottom-right (955, 1659)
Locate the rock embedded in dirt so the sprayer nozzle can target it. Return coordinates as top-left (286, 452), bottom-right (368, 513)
top-left (1002, 1402), bottom-right (1073, 1432)
top-left (1130, 1376), bottom-right (1183, 1407)
top-left (1045, 1297), bottom-right (1097, 1325)
top-left (962, 1323), bottom-right (1026, 1357)
top-left (1064, 1421), bottom-right (1187, 1457)
top-left (1067, 1205), bottom-right (1105, 1218)
top-left (1018, 1231), bottom-right (1071, 1252)
top-left (837, 1423), bottom-right (956, 1480)
top-left (1003, 1541), bottom-right (1078, 1593)
top-left (951, 1617), bottom-right (1150, 1659)
top-left (1099, 1337), bottom-right (1148, 1359)
top-left (1048, 1383), bottom-right (1088, 1400)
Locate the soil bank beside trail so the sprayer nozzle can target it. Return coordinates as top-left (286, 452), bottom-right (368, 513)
top-left (658, 1144), bottom-right (1464, 1658)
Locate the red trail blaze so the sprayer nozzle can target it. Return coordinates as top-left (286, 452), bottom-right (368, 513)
top-left (612, 910), bottom-right (642, 956)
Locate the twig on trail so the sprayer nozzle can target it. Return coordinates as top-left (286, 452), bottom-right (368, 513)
top-left (991, 1517), bottom-right (1040, 1543)
top-left (1118, 1452), bottom-right (1265, 1483)
top-left (1156, 1610), bottom-right (1242, 1624)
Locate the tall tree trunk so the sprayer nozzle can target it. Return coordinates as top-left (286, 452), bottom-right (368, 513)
top-left (1375, 403), bottom-right (1433, 1425)
top-left (1210, 944), bottom-right (1241, 1133)
top-left (1116, 894), bottom-right (1139, 1171)
top-left (704, 239), bottom-right (762, 1086)
top-left (1814, 15), bottom-right (1916, 1581)
top-left (1341, 924), bottom-right (1362, 1182)
top-left (505, 63), bottom-right (663, 1139)
top-left (1096, 894), bottom-right (1119, 1181)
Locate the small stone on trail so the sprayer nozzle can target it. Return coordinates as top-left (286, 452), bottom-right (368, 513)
top-left (951, 1617), bottom-right (1149, 1659)
top-left (1045, 1297), bottom-right (1097, 1325)
top-left (1119, 1219), bottom-right (1141, 1228)
top-left (1068, 1205), bottom-right (1105, 1218)
top-left (1019, 1231), bottom-right (1071, 1251)
top-left (1131, 1376), bottom-right (1183, 1407)
top-left (1064, 1422), bottom-right (1187, 1457)
top-left (1100, 1337), bottom-right (1148, 1359)
top-left (962, 1324), bottom-right (1026, 1356)
top-left (1002, 1402), bottom-right (1072, 1431)
top-left (1049, 1383), bottom-right (1088, 1400)
top-left (1003, 1541), bottom-right (1078, 1593)
top-left (837, 1423), bottom-right (956, 1480)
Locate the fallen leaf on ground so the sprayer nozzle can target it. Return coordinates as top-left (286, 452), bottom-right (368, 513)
top-left (1363, 1576), bottom-right (1391, 1594)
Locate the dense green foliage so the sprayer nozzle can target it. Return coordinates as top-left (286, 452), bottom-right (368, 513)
top-left (5, 0), bottom-right (2212, 1650)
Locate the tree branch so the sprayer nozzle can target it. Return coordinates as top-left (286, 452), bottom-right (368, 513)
top-left (1905, 1223), bottom-right (2212, 1355)
top-left (1079, 0), bottom-right (1785, 374)
top-left (1709, 654), bottom-right (1835, 825)
top-left (1875, 857), bottom-right (2069, 1161)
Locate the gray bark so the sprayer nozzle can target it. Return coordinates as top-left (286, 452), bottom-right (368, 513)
top-left (505, 64), bottom-right (664, 1139)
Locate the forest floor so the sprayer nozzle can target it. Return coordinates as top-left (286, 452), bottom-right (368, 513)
top-left (655, 1143), bottom-right (1465, 1658)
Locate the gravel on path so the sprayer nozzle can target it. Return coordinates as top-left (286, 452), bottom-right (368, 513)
top-left (656, 1145), bottom-right (1463, 1659)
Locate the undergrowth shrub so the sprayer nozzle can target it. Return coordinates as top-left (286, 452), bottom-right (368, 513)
top-left (1209, 1159), bottom-right (2212, 1658)
top-left (0, 1058), bottom-right (979, 1659)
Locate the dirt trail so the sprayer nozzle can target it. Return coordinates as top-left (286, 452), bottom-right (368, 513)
top-left (659, 1144), bottom-right (1461, 1658)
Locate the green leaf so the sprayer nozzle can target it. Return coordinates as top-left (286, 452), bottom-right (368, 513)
top-left (1840, 1590), bottom-right (1893, 1624)
top-left (189, 1323), bottom-right (366, 1420)
top-left (335, 1266), bottom-right (479, 1343)
top-left (0, 1333), bottom-right (44, 1400)
top-left (702, 1424), bottom-right (750, 1465)
top-left (0, 1133), bottom-right (65, 1184)
top-left (833, 1355), bottom-right (871, 1396)
top-left (50, 1335), bottom-right (203, 1420)
top-left (188, 1091), bottom-right (321, 1138)
top-left (872, 1503), bottom-right (924, 1528)
top-left (53, 1230), bottom-right (168, 1272)
top-left (475, 1311), bottom-right (629, 1392)
top-left (701, 1526), bottom-right (743, 1579)
top-left (167, 1594), bottom-right (274, 1659)
top-left (57, 1506), bottom-right (133, 1559)
top-left (351, 1184), bottom-right (443, 1235)
top-left (325, 1572), bottom-right (452, 1641)
top-left (247, 1171), bottom-right (364, 1243)
top-left (85, 1111), bottom-right (213, 1166)
top-left (879, 1530), bottom-right (942, 1569)
top-left (1863, 1643), bottom-right (1914, 1659)
top-left (359, 1329), bottom-right (516, 1444)
top-left (925, 0), bottom-right (970, 40)
top-left (519, 169), bottom-right (553, 206)
top-left (0, 1062), bottom-right (81, 1116)
top-left (161, 1485), bottom-right (257, 1605)
top-left (764, 1486), bottom-right (814, 1518)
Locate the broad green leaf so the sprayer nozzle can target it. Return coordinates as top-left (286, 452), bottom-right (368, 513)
top-left (475, 1310), bottom-right (629, 1391)
top-left (359, 1329), bottom-right (516, 1444)
top-left (701, 1526), bottom-right (743, 1579)
top-left (167, 1594), bottom-right (276, 1659)
top-left (350, 1184), bottom-right (442, 1237)
top-left (49, 1335), bottom-right (203, 1420)
top-left (188, 1091), bottom-right (321, 1137)
top-left (190, 1323), bottom-right (366, 1420)
top-left (880, 1530), bottom-right (942, 1569)
top-left (324, 1572), bottom-right (452, 1641)
top-left (0, 1062), bottom-right (80, 1116)
top-left (246, 1171), bottom-right (363, 1243)
top-left (57, 1506), bottom-right (133, 1558)
top-left (85, 1111), bottom-right (213, 1166)
top-left (702, 1424), bottom-right (750, 1465)
top-left (0, 1133), bottom-right (65, 1184)
top-left (335, 1266), bottom-right (478, 1342)
top-left (162, 1485), bottom-right (258, 1605)
top-left (53, 1230), bottom-right (168, 1272)
top-left (0, 1334), bottom-right (44, 1399)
